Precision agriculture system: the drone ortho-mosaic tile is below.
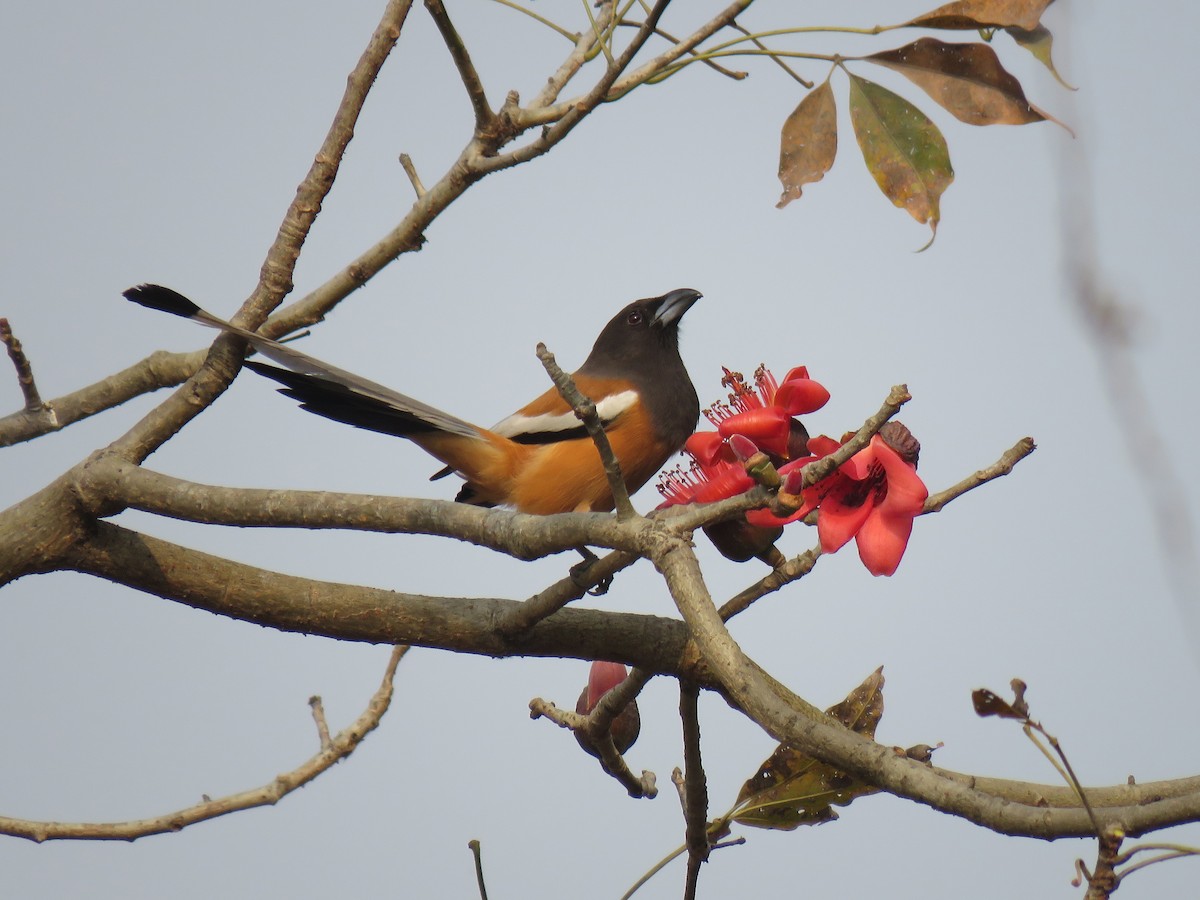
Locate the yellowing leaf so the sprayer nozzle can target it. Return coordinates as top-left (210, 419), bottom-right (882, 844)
top-left (848, 74), bottom-right (954, 236)
top-left (732, 668), bottom-right (884, 831)
top-left (906, 0), bottom-right (1053, 30)
top-left (867, 38), bottom-right (1045, 126)
top-left (1007, 23), bottom-right (1076, 90)
top-left (777, 79), bottom-right (838, 209)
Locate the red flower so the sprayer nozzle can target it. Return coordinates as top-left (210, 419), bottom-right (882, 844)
top-left (575, 661), bottom-right (640, 756)
top-left (797, 426), bottom-right (928, 577)
top-left (658, 365), bottom-right (927, 575)
top-left (701, 366), bottom-right (829, 462)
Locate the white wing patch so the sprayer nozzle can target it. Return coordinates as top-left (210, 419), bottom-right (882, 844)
top-left (492, 389), bottom-right (638, 441)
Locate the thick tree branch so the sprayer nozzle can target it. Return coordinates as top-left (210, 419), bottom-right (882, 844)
top-left (61, 520), bottom-right (699, 673)
top-left (653, 535), bottom-right (1200, 840)
top-left (74, 456), bottom-right (656, 558)
top-left (0, 645), bottom-right (408, 842)
top-left (11, 503), bottom-right (1196, 840)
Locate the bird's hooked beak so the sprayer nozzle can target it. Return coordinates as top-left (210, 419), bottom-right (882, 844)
top-left (651, 288), bottom-right (702, 328)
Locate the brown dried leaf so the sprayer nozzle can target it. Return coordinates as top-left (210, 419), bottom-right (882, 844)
top-left (1007, 23), bottom-right (1076, 90)
top-left (826, 665), bottom-right (885, 736)
top-left (906, 0), bottom-right (1053, 30)
top-left (867, 38), bottom-right (1045, 126)
top-left (848, 74), bottom-right (954, 236)
top-left (972, 687), bottom-right (1024, 719)
top-left (732, 668), bottom-right (884, 831)
top-left (777, 78), bottom-right (838, 209)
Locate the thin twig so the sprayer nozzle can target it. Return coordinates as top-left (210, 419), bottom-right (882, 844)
top-left (425, 0), bottom-right (495, 130)
top-left (923, 437), bottom-right (1036, 513)
top-left (679, 681), bottom-right (709, 900)
top-left (536, 342), bottom-right (635, 518)
top-left (800, 384), bottom-right (910, 489)
top-left (718, 544), bottom-right (822, 621)
top-left (495, 550), bottom-right (638, 637)
top-left (467, 839), bottom-right (489, 900)
top-left (729, 21), bottom-right (813, 86)
top-left (0, 646), bottom-right (409, 842)
top-left (308, 695), bottom-right (333, 750)
top-left (528, 698), bottom-right (656, 797)
top-left (1024, 722), bottom-right (1102, 836)
top-left (398, 153), bottom-right (426, 197)
top-left (488, 0), bottom-right (579, 42)
top-left (0, 318), bottom-right (44, 412)
top-left (474, 0), bottom-right (671, 174)
top-left (1116, 847), bottom-right (1200, 882)
top-left (616, 19), bottom-right (748, 79)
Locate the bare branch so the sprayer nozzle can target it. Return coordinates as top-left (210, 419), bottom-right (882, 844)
top-left (528, 697), bottom-right (656, 797)
top-left (728, 21), bottom-right (812, 86)
top-left (718, 543), bottom-right (822, 621)
top-left (536, 342), bottom-right (634, 518)
top-left (0, 318), bottom-right (43, 412)
top-left (652, 532), bottom-right (1200, 840)
top-left (0, 646), bottom-right (408, 842)
top-left (679, 681), bottom-right (709, 900)
top-left (398, 153), bottom-right (426, 197)
top-left (467, 839), bottom-right (490, 900)
top-left (495, 550), bottom-right (638, 637)
top-left (923, 437), bottom-right (1036, 513)
top-left (0, 349), bottom-right (203, 447)
top-left (109, 0), bottom-right (416, 465)
top-left (61, 519), bottom-right (696, 672)
top-left (473, 0), bottom-right (673, 175)
top-left (800, 384), bottom-right (910, 488)
top-left (425, 0), bottom-right (495, 130)
top-left (616, 19), bottom-right (748, 80)
top-left (75, 457), bottom-right (650, 558)
top-left (309, 695), bottom-right (333, 751)
top-left (716, 435), bottom-right (1034, 620)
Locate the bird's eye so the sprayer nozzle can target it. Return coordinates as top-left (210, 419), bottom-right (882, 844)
top-left (626, 310), bottom-right (644, 325)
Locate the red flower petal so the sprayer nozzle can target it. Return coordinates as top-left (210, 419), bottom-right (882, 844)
top-left (684, 431), bottom-right (727, 466)
top-left (816, 476), bottom-right (874, 552)
top-left (872, 436), bottom-right (929, 515)
top-left (692, 462), bottom-right (755, 503)
top-left (854, 506), bottom-right (916, 577)
top-left (774, 378), bottom-right (831, 415)
top-left (583, 661), bottom-right (628, 712)
top-left (781, 366), bottom-right (811, 383)
top-left (806, 434), bottom-right (841, 457)
top-left (718, 407), bottom-right (791, 457)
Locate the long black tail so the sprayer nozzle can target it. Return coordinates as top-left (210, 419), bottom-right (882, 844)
top-left (123, 283), bottom-right (481, 440)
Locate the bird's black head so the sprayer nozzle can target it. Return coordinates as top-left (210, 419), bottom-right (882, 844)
top-left (579, 288), bottom-right (701, 377)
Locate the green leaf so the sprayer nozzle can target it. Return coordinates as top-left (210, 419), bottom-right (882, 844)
top-left (777, 78), bottom-right (838, 209)
top-left (866, 38), bottom-right (1046, 126)
top-left (847, 74), bottom-right (954, 238)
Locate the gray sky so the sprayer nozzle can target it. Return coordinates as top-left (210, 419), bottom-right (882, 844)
top-left (3, 1), bottom-right (1199, 897)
